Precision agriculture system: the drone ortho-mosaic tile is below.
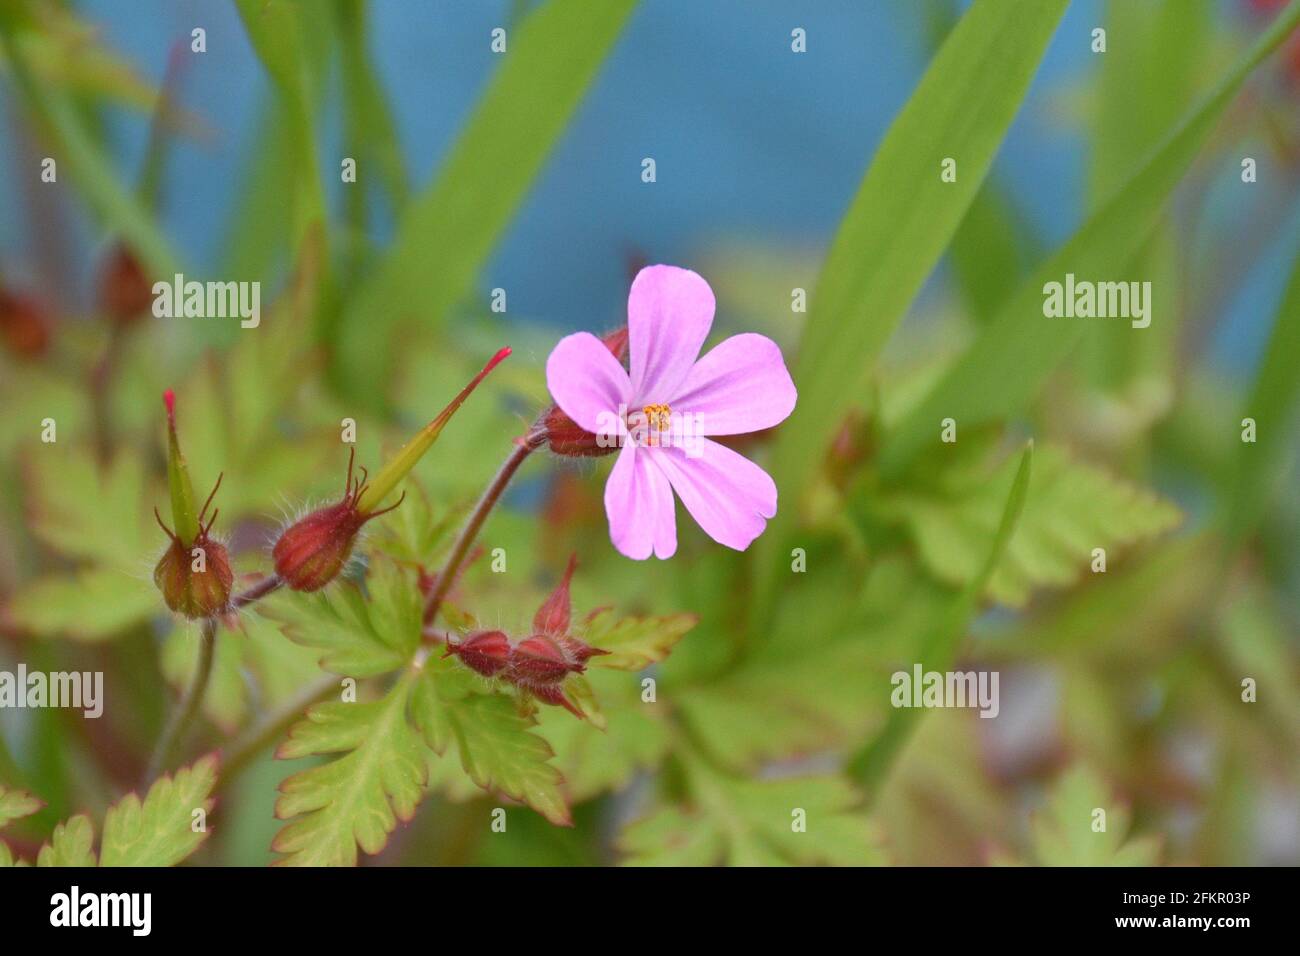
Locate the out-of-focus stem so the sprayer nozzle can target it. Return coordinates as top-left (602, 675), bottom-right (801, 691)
top-left (216, 674), bottom-right (339, 794)
top-left (144, 616), bottom-right (216, 784)
top-left (422, 428), bottom-right (546, 626)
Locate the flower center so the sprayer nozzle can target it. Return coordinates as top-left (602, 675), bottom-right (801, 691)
top-left (642, 403), bottom-right (671, 433)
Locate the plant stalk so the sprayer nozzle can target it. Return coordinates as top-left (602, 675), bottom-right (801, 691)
top-left (145, 616), bottom-right (217, 783)
top-left (422, 428), bottom-right (545, 626)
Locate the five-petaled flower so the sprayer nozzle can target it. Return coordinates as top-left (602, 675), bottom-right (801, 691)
top-left (545, 265), bottom-right (796, 559)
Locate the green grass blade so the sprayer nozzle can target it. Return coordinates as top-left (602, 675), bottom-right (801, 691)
top-left (1223, 242), bottom-right (1300, 546)
top-left (849, 441), bottom-right (1033, 799)
top-left (333, 0), bottom-right (639, 398)
top-left (233, 0), bottom-right (329, 256)
top-left (757, 0), bottom-right (1066, 598)
top-left (878, 0), bottom-right (1300, 477)
top-left (0, 28), bottom-right (181, 277)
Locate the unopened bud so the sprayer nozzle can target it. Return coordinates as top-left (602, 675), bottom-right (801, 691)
top-left (541, 328), bottom-right (626, 458)
top-left (98, 243), bottom-right (153, 327)
top-left (0, 287), bottom-right (51, 359)
top-left (274, 349), bottom-right (510, 591)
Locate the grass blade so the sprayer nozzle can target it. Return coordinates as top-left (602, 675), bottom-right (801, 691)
top-left (849, 441), bottom-right (1033, 799)
top-left (333, 0), bottom-right (639, 397)
top-left (758, 0), bottom-right (1067, 599)
top-left (878, 0), bottom-right (1300, 477)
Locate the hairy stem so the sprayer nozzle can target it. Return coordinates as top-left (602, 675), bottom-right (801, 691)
top-left (231, 573), bottom-right (283, 609)
top-left (145, 616), bottom-right (216, 783)
top-left (422, 429), bottom-right (545, 626)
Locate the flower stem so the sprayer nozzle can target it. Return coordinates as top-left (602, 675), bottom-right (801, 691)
top-left (422, 429), bottom-right (546, 626)
top-left (144, 616), bottom-right (216, 784)
top-left (231, 574), bottom-right (283, 609)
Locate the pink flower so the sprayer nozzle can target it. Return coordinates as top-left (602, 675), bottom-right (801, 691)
top-left (546, 265), bottom-right (797, 559)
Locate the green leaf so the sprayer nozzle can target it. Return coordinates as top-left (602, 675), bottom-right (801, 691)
top-left (1223, 244), bottom-right (1300, 546)
top-left (581, 608), bottom-right (696, 671)
top-left (0, 27), bottom-right (182, 278)
top-left (37, 815), bottom-right (96, 867)
top-left (100, 755), bottom-right (218, 866)
top-left (0, 785), bottom-right (43, 829)
top-left (233, 0), bottom-right (328, 255)
top-left (673, 559), bottom-right (931, 770)
top-left (334, 0), bottom-right (638, 395)
top-left (274, 675), bottom-right (427, 866)
top-left (24, 447), bottom-right (151, 568)
top-left (760, 0), bottom-right (1068, 595)
top-left (534, 668), bottom-right (672, 803)
top-left (879, 0), bottom-right (1300, 477)
top-left (1025, 765), bottom-right (1161, 866)
top-left (850, 442), bottom-right (1034, 794)
top-left (879, 442), bottom-right (1181, 606)
top-left (620, 754), bottom-right (884, 867)
top-left (262, 559), bottom-right (422, 678)
top-left (335, 0), bottom-right (408, 219)
top-left (8, 568), bottom-right (157, 642)
top-left (413, 659), bottom-right (570, 826)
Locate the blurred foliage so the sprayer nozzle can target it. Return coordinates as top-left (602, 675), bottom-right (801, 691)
top-left (0, 0), bottom-right (1297, 867)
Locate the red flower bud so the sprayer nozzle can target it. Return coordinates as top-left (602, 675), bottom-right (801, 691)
top-left (98, 243), bottom-right (153, 327)
top-left (509, 635), bottom-right (578, 685)
top-left (443, 630), bottom-right (511, 678)
top-left (442, 555), bottom-right (607, 719)
top-left (0, 287), bottom-right (51, 359)
top-left (542, 327), bottom-right (627, 458)
top-left (153, 476), bottom-right (234, 618)
top-left (272, 449), bottom-right (403, 592)
top-left (273, 349), bottom-right (510, 592)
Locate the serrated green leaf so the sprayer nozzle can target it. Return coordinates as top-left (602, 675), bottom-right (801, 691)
top-left (335, 0), bottom-right (638, 395)
top-left (581, 609), bottom-right (696, 671)
top-left (760, 0), bottom-right (1068, 603)
top-left (1026, 765), bottom-right (1161, 866)
top-left (879, 0), bottom-right (1300, 476)
top-left (851, 443), bottom-right (1034, 794)
top-left (412, 659), bottom-right (570, 826)
top-left (881, 443), bottom-right (1180, 606)
top-left (24, 447), bottom-right (151, 568)
top-left (262, 559), bottom-right (421, 677)
top-left (0, 784), bottom-right (43, 829)
top-left (621, 755), bottom-right (884, 867)
top-left (7, 568), bottom-right (157, 642)
top-left (534, 668), bottom-right (672, 802)
top-left (100, 755), bottom-right (218, 866)
top-left (37, 814), bottom-right (96, 867)
top-left (273, 676), bottom-right (426, 866)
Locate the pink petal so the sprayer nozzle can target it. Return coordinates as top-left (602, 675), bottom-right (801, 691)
top-left (654, 439), bottom-right (776, 552)
top-left (671, 333), bottom-right (797, 436)
top-left (546, 331), bottom-right (632, 435)
top-left (628, 265), bottom-right (715, 404)
top-left (604, 443), bottom-right (677, 560)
